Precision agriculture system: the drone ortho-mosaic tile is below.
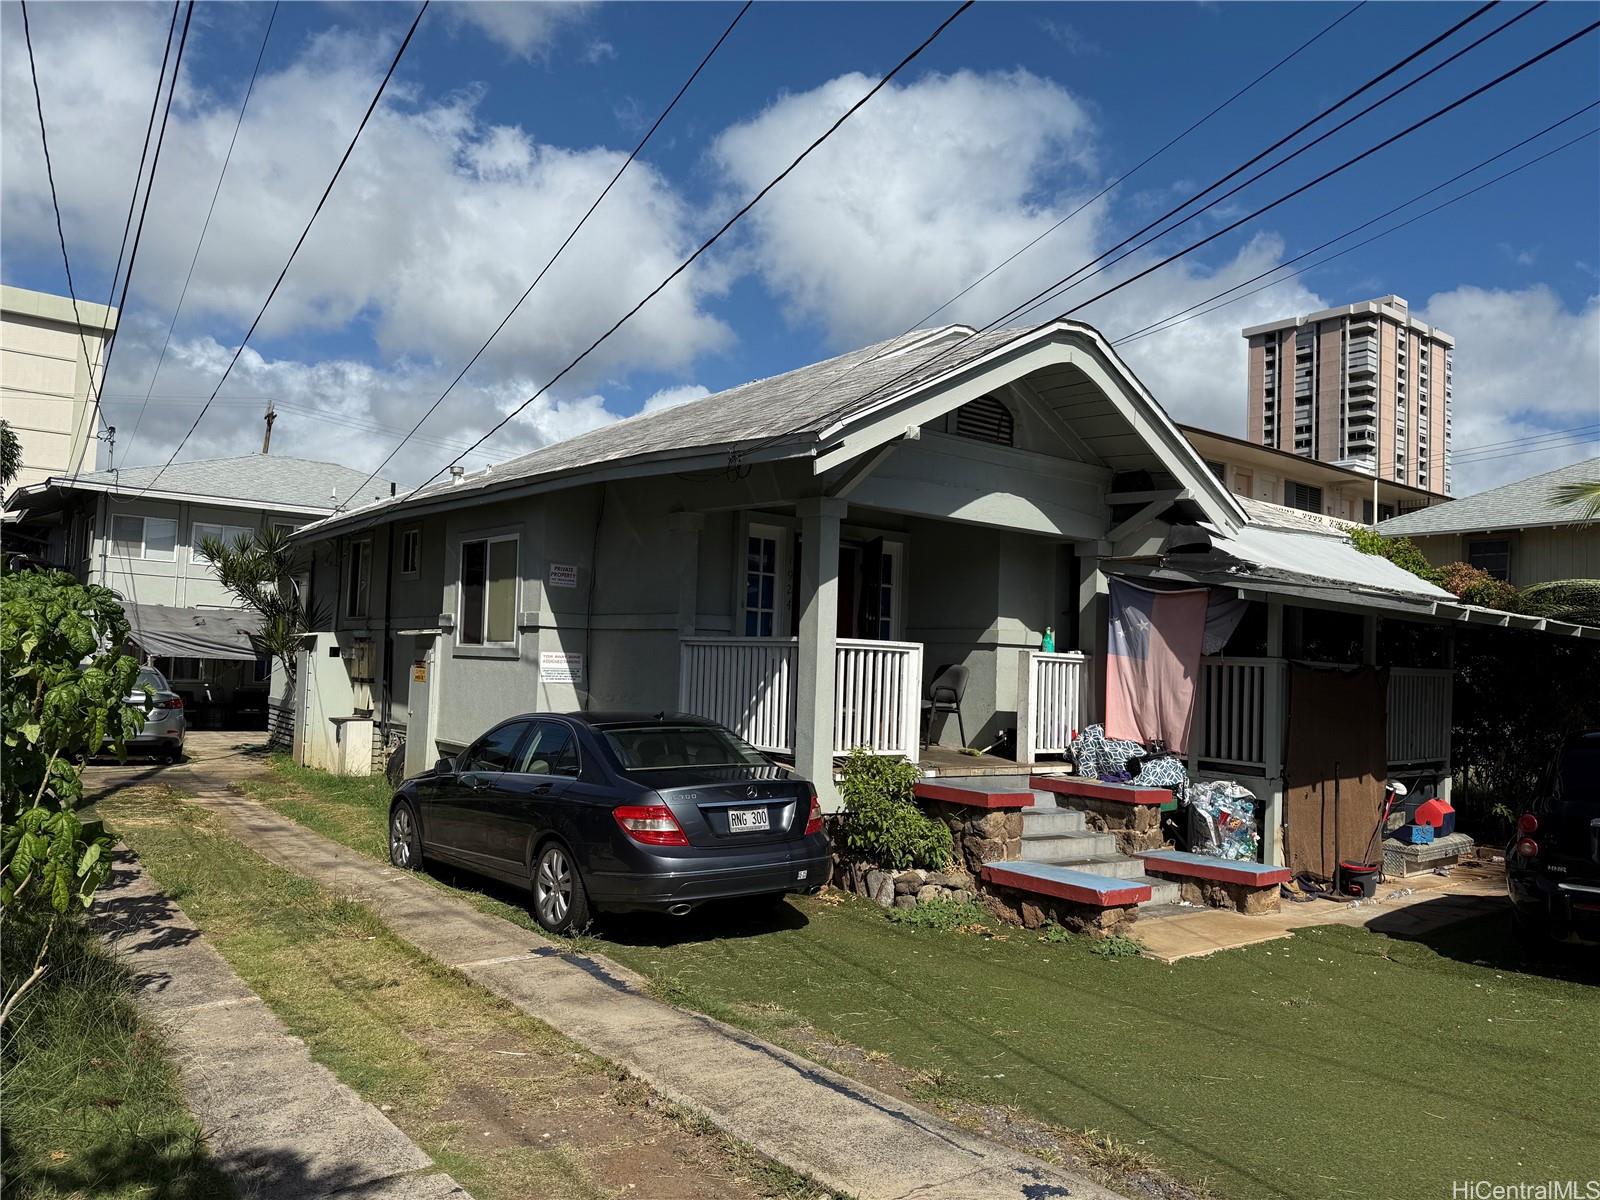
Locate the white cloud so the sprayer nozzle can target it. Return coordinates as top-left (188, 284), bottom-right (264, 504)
top-left (1, 2), bottom-right (729, 476)
top-left (642, 383), bottom-right (710, 413)
top-left (1417, 285), bottom-right (1600, 494)
top-left (710, 69), bottom-right (1100, 345)
top-left (446, 2), bottom-right (590, 60)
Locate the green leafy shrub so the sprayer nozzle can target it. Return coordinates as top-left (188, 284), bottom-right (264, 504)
top-left (1437, 561), bottom-right (1520, 612)
top-left (1347, 527), bottom-right (1443, 586)
top-left (884, 898), bottom-right (989, 931)
top-left (1089, 935), bottom-right (1145, 959)
top-left (836, 748), bottom-right (951, 871)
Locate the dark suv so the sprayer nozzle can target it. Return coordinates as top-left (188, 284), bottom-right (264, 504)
top-left (1507, 730), bottom-right (1600, 946)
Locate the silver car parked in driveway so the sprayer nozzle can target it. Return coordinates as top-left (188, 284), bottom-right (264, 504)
top-left (102, 666), bottom-right (187, 763)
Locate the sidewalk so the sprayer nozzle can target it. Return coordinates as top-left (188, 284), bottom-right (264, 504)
top-left (128, 739), bottom-right (1127, 1200)
top-left (91, 849), bottom-right (469, 1200)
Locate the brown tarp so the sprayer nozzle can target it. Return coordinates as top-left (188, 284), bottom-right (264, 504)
top-left (1284, 664), bottom-right (1388, 878)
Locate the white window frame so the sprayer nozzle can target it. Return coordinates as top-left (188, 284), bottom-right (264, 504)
top-left (344, 539), bottom-right (372, 619)
top-left (191, 521), bottom-right (256, 564)
top-left (399, 527), bottom-right (422, 578)
top-left (457, 533), bottom-right (519, 647)
top-left (742, 522), bottom-right (789, 638)
top-left (110, 513), bottom-right (178, 562)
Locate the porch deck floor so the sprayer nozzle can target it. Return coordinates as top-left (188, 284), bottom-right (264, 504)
top-left (913, 744), bottom-right (1074, 778)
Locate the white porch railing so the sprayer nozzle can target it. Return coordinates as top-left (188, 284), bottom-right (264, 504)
top-left (834, 640), bottom-right (923, 759)
top-left (1387, 667), bottom-right (1452, 766)
top-left (1016, 650), bottom-right (1086, 761)
top-left (678, 637), bottom-right (922, 761)
top-left (678, 637), bottom-right (797, 754)
top-left (1191, 656), bottom-right (1283, 773)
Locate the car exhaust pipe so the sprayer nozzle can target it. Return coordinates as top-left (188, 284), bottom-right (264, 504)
top-left (666, 903), bottom-right (693, 917)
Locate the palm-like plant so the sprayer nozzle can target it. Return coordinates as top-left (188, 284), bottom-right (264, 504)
top-left (1549, 478), bottom-right (1600, 520)
top-left (198, 526), bottom-right (321, 698)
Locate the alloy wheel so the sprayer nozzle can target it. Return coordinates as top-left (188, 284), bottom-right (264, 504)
top-left (390, 807), bottom-right (414, 867)
top-left (536, 846), bottom-right (573, 928)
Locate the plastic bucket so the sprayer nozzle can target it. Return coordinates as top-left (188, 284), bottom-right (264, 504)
top-left (1337, 860), bottom-right (1380, 898)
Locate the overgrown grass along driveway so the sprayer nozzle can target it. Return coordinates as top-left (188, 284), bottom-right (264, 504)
top-left (99, 787), bottom-right (827, 1200)
top-left (1, 912), bottom-right (233, 1200)
top-left (247, 757), bottom-right (1600, 1200)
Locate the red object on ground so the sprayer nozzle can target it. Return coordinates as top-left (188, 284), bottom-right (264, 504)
top-left (1414, 798), bottom-right (1454, 829)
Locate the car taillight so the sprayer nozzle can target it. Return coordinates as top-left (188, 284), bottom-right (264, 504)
top-left (159, 697), bottom-right (184, 710)
top-left (1515, 837), bottom-right (1539, 859)
top-left (613, 804), bottom-right (689, 847)
top-left (1517, 812), bottom-right (1538, 835)
top-left (804, 792), bottom-right (822, 837)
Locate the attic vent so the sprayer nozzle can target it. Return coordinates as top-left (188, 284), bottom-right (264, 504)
top-left (950, 394), bottom-right (1014, 446)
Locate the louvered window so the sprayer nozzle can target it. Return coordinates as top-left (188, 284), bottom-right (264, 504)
top-left (950, 395), bottom-right (1014, 446)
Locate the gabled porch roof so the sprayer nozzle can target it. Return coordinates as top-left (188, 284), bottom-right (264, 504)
top-left (294, 320), bottom-right (1246, 542)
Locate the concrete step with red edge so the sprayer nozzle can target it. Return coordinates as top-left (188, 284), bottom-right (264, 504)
top-left (1019, 805), bottom-right (1089, 835)
top-left (1018, 829), bottom-right (1117, 862)
top-left (1136, 849), bottom-right (1291, 888)
top-left (1029, 774), bottom-right (1178, 809)
top-left (982, 859), bottom-right (1152, 908)
top-left (913, 776), bottom-right (1038, 809)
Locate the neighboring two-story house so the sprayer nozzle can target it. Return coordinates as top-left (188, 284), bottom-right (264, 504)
top-left (3, 455), bottom-right (395, 725)
top-left (1378, 457), bottom-right (1600, 586)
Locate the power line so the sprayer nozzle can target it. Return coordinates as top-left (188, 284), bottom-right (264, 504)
top-left (336, 0), bottom-right (754, 512)
top-left (1008, 0), bottom-right (1549, 327)
top-left (1453, 424), bottom-right (1600, 455)
top-left (122, 2), bottom-right (280, 467)
top-left (1111, 107), bottom-right (1600, 346)
top-left (17, 0), bottom-right (140, 472)
top-left (133, 0), bottom-right (430, 499)
top-left (77, 0), bottom-right (181, 456)
top-left (1452, 437), bottom-right (1599, 468)
top-left (1452, 425), bottom-right (1600, 461)
top-left (1040, 17), bottom-right (1600, 328)
top-left (79, 0), bottom-right (196, 486)
top-left (381, 0), bottom-right (976, 517)
top-left (731, 0), bottom-right (1516, 464)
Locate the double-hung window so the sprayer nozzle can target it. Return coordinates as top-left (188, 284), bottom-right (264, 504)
top-left (110, 514), bottom-right (178, 561)
top-left (1467, 538), bottom-right (1511, 581)
top-left (192, 521), bottom-right (255, 562)
top-left (459, 534), bottom-right (518, 646)
top-left (344, 539), bottom-right (371, 619)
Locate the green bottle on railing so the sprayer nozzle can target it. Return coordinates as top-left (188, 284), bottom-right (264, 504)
top-left (1041, 626), bottom-right (1056, 653)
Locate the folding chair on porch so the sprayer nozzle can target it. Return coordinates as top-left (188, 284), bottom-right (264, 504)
top-left (921, 663), bottom-right (968, 749)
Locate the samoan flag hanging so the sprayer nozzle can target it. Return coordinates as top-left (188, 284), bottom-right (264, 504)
top-left (1104, 579), bottom-right (1212, 754)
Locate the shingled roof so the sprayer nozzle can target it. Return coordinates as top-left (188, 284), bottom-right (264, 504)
top-left (45, 456), bottom-right (397, 513)
top-left (1378, 457), bottom-right (1600, 537)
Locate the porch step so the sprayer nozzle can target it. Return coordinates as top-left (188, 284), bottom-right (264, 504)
top-left (1018, 830), bottom-right (1117, 862)
top-left (1049, 853), bottom-right (1149, 880)
top-left (981, 860), bottom-right (1151, 908)
top-left (1130, 875), bottom-right (1183, 907)
top-left (1019, 806), bottom-right (1088, 835)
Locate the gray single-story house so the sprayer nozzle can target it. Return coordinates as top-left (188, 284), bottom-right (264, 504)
top-left (288, 320), bottom-right (1596, 873)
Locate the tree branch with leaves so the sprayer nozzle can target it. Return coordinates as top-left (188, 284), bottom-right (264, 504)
top-left (198, 526), bottom-right (320, 702)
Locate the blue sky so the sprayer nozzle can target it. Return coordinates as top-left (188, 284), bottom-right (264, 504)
top-left (3, 1), bottom-right (1597, 492)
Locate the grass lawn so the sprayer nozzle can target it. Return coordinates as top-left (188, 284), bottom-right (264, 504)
top-left (246, 757), bottom-right (1600, 1200)
top-left (1, 912), bottom-right (233, 1200)
top-left (98, 787), bottom-right (824, 1200)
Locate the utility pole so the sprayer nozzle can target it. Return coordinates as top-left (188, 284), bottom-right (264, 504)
top-left (261, 398), bottom-right (276, 454)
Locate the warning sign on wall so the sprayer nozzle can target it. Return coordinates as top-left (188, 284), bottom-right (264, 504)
top-left (548, 562), bottom-right (578, 589)
top-left (411, 661), bottom-right (427, 683)
top-left (540, 652), bottom-right (583, 684)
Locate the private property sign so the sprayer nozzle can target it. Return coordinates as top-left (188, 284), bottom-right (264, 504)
top-left (548, 562), bottom-right (578, 588)
top-left (540, 652), bottom-right (583, 684)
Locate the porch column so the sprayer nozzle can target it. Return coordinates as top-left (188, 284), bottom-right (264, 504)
top-left (1076, 542), bottom-right (1110, 726)
top-left (1262, 598), bottom-right (1286, 866)
top-left (795, 498), bottom-right (845, 808)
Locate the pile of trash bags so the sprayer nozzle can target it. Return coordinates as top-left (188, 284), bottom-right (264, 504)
top-left (1186, 780), bottom-right (1260, 861)
top-left (1070, 725), bottom-right (1259, 860)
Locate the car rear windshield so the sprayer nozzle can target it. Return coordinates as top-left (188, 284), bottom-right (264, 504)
top-left (601, 724), bottom-right (768, 771)
top-left (136, 668), bottom-right (169, 693)
top-left (1554, 741), bottom-right (1600, 811)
